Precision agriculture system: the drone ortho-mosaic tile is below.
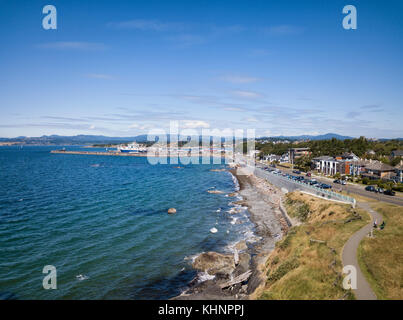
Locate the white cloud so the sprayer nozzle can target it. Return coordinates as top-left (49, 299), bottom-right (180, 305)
top-left (182, 120), bottom-right (210, 129)
top-left (232, 90), bottom-right (262, 99)
top-left (245, 117), bottom-right (259, 123)
top-left (89, 125), bottom-right (95, 130)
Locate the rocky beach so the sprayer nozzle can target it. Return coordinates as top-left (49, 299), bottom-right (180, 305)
top-left (175, 166), bottom-right (290, 300)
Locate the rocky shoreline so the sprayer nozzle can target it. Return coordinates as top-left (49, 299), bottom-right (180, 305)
top-left (174, 167), bottom-right (289, 300)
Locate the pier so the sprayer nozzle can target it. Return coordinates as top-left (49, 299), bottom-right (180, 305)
top-left (50, 150), bottom-right (149, 157)
top-left (50, 150), bottom-right (230, 158)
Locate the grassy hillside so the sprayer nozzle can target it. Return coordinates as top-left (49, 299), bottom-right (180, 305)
top-left (358, 203), bottom-right (403, 299)
top-left (257, 192), bottom-right (370, 300)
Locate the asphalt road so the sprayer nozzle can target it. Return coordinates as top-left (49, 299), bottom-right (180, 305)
top-left (257, 164), bottom-right (403, 207)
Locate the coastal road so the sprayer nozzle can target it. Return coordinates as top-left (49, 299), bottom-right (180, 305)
top-left (260, 165), bottom-right (403, 207)
top-left (341, 202), bottom-right (382, 300)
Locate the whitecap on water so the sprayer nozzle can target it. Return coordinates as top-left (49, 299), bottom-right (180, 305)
top-left (76, 274), bottom-right (89, 281)
top-left (197, 272), bottom-right (215, 283)
top-left (210, 227), bottom-right (218, 233)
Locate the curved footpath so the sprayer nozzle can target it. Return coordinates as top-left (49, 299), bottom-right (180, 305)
top-left (342, 202), bottom-right (383, 300)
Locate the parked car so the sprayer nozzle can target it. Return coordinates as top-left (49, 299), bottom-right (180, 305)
top-left (321, 184), bottom-right (332, 189)
top-left (333, 179), bottom-right (341, 184)
top-left (341, 180), bottom-right (347, 185)
top-left (292, 170), bottom-right (301, 174)
top-left (384, 189), bottom-right (396, 196)
top-left (365, 186), bottom-right (376, 192)
top-left (375, 188), bottom-right (384, 193)
top-left (306, 172), bottom-right (311, 177)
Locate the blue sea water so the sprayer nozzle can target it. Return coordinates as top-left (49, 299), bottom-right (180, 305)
top-left (0, 146), bottom-right (254, 300)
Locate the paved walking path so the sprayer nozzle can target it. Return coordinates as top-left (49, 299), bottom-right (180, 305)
top-left (341, 202), bottom-right (383, 300)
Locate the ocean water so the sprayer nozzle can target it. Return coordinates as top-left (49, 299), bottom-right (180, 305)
top-left (0, 146), bottom-right (254, 300)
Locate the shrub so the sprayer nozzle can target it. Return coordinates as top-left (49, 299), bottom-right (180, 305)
top-left (267, 257), bottom-right (300, 282)
top-left (296, 203), bottom-right (310, 221)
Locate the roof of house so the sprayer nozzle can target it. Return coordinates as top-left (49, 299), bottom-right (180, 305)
top-left (364, 161), bottom-right (395, 171)
top-left (391, 150), bottom-right (403, 157)
top-left (395, 163), bottom-right (403, 170)
top-left (312, 156), bottom-right (335, 161)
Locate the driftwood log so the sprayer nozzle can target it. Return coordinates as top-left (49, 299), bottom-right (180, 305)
top-left (219, 270), bottom-right (252, 289)
top-left (309, 238), bottom-right (326, 245)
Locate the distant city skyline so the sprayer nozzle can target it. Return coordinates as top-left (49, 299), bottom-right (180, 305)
top-left (1, 0), bottom-right (403, 138)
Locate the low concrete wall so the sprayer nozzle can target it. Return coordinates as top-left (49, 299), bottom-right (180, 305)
top-left (252, 167), bottom-right (356, 207)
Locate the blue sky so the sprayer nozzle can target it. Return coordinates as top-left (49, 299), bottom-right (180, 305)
top-left (0, 0), bottom-right (402, 138)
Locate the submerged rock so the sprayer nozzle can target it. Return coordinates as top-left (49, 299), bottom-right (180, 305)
top-left (234, 240), bottom-right (248, 251)
top-left (193, 252), bottom-right (236, 276)
top-left (207, 190), bottom-right (224, 194)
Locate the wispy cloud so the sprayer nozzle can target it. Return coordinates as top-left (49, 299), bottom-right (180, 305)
top-left (346, 111), bottom-right (360, 118)
top-left (243, 117), bottom-right (259, 123)
top-left (360, 104), bottom-right (384, 112)
top-left (85, 73), bottom-right (115, 80)
top-left (263, 25), bottom-right (303, 36)
top-left (107, 19), bottom-right (183, 32)
top-left (182, 120), bottom-right (210, 129)
top-left (248, 49), bottom-right (270, 57)
top-left (231, 90), bottom-right (263, 99)
top-left (220, 75), bottom-right (260, 84)
top-left (165, 34), bottom-right (205, 47)
top-left (37, 42), bottom-right (106, 50)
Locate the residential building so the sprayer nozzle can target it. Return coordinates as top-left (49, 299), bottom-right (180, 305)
top-left (391, 150), bottom-right (403, 158)
top-left (360, 160), bottom-right (396, 180)
top-left (263, 154), bottom-right (281, 162)
top-left (288, 147), bottom-right (311, 164)
top-left (395, 161), bottom-right (403, 183)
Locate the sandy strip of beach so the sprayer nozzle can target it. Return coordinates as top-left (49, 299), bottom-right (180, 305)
top-left (174, 167), bottom-right (288, 300)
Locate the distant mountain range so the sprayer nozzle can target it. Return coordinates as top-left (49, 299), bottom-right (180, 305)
top-left (260, 133), bottom-right (354, 141)
top-left (0, 133), bottom-right (401, 145)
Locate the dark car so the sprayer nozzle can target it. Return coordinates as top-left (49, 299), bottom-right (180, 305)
top-left (292, 170), bottom-right (301, 174)
top-left (384, 189), bottom-right (396, 196)
top-left (365, 186), bottom-right (376, 192)
top-left (321, 184), bottom-right (332, 189)
top-left (333, 179), bottom-right (341, 184)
